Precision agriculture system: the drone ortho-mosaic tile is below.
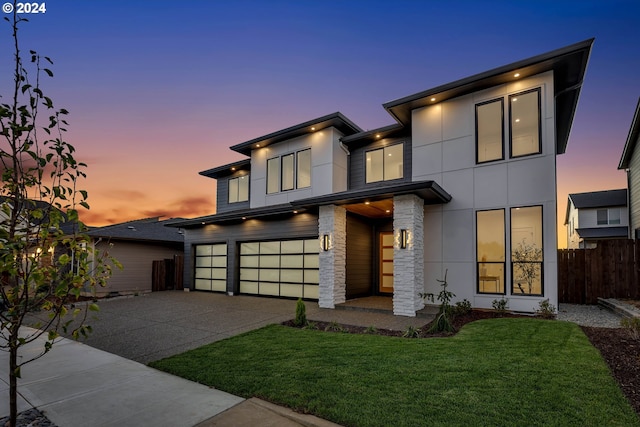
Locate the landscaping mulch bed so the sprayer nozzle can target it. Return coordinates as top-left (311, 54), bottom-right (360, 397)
top-left (284, 310), bottom-right (640, 418)
top-left (582, 326), bottom-right (640, 415)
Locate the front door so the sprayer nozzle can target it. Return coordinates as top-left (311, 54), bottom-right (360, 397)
top-left (379, 232), bottom-right (394, 294)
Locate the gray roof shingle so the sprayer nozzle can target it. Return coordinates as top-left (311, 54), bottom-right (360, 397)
top-left (87, 217), bottom-right (184, 243)
top-left (569, 189), bottom-right (627, 209)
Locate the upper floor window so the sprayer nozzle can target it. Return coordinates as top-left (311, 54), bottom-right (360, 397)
top-left (228, 175), bottom-right (249, 203)
top-left (476, 99), bottom-right (504, 163)
top-left (509, 88), bottom-right (541, 158)
top-left (365, 143), bottom-right (403, 183)
top-left (267, 148), bottom-right (311, 194)
top-left (475, 87), bottom-right (541, 164)
top-left (597, 208), bottom-right (621, 225)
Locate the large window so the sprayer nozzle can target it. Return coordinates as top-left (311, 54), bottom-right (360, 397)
top-left (228, 175), bottom-right (249, 203)
top-left (476, 99), bottom-right (504, 163)
top-left (509, 88), bottom-right (541, 158)
top-left (597, 208), bottom-right (621, 225)
top-left (511, 206), bottom-right (543, 296)
top-left (365, 143), bottom-right (403, 183)
top-left (475, 87), bottom-right (542, 164)
top-left (476, 209), bottom-right (505, 294)
top-left (239, 238), bottom-right (319, 299)
top-left (267, 149), bottom-right (311, 194)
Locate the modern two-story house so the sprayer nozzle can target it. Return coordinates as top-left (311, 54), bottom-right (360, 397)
top-left (171, 39), bottom-right (593, 315)
top-left (565, 189), bottom-right (629, 248)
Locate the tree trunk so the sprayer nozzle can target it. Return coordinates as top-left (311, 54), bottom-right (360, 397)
top-left (9, 329), bottom-right (18, 427)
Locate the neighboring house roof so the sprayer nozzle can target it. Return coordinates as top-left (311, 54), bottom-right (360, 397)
top-left (618, 97), bottom-right (640, 169)
top-left (569, 189), bottom-right (627, 209)
top-left (230, 112), bottom-right (363, 156)
top-left (575, 226), bottom-right (628, 239)
top-left (87, 217), bottom-right (184, 243)
top-left (383, 38), bottom-right (594, 155)
top-left (564, 189), bottom-right (627, 224)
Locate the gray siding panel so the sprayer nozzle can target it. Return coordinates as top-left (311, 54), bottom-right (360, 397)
top-left (346, 214), bottom-right (373, 298)
top-left (630, 136), bottom-right (640, 235)
top-left (183, 212), bottom-right (319, 292)
top-left (349, 138), bottom-right (412, 190)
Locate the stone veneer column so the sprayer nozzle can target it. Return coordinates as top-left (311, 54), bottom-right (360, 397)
top-left (393, 194), bottom-right (425, 316)
top-left (318, 205), bottom-right (347, 308)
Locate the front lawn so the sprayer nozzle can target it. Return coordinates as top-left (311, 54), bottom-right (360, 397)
top-left (150, 318), bottom-right (639, 427)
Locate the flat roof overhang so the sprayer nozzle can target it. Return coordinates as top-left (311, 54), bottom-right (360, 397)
top-left (167, 204), bottom-right (304, 228)
top-left (290, 180), bottom-right (451, 210)
top-left (575, 226), bottom-right (628, 239)
top-left (230, 112), bottom-right (362, 156)
top-left (383, 38), bottom-right (594, 155)
top-left (200, 159), bottom-right (251, 179)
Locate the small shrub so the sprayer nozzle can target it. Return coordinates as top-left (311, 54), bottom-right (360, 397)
top-left (303, 321), bottom-right (318, 330)
top-left (365, 325), bottom-right (378, 334)
top-left (621, 317), bottom-right (640, 340)
top-left (325, 321), bottom-right (344, 333)
top-left (452, 299), bottom-right (472, 316)
top-left (421, 270), bottom-right (456, 333)
top-left (492, 298), bottom-right (509, 315)
top-left (534, 299), bottom-right (556, 319)
top-left (294, 298), bottom-right (306, 327)
top-left (402, 326), bottom-right (421, 338)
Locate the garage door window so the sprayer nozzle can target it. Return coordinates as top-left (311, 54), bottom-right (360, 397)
top-left (194, 244), bottom-right (227, 292)
top-left (240, 239), bottom-right (319, 299)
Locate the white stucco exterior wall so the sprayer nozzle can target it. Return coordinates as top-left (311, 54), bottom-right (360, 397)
top-left (414, 71), bottom-right (558, 312)
top-left (249, 128), bottom-right (347, 209)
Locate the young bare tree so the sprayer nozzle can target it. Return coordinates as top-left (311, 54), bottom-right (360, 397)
top-left (0, 5), bottom-right (118, 426)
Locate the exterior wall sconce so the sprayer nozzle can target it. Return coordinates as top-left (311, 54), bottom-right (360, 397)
top-left (400, 229), bottom-right (408, 249)
top-left (322, 234), bottom-right (330, 251)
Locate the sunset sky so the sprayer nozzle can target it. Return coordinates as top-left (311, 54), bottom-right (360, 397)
top-left (1, 0), bottom-right (639, 248)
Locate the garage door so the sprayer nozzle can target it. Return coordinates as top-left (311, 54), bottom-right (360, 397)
top-left (239, 239), bottom-right (319, 299)
top-left (194, 243), bottom-right (227, 292)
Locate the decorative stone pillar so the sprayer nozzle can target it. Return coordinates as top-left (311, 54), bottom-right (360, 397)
top-left (393, 194), bottom-right (425, 316)
top-left (318, 205), bottom-right (347, 308)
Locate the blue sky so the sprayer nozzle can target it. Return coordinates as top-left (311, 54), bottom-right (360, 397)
top-left (1, 0), bottom-right (639, 246)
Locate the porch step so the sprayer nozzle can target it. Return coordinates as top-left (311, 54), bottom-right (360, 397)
top-left (335, 297), bottom-right (438, 318)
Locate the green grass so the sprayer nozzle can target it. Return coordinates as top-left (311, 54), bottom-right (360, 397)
top-left (150, 318), bottom-right (639, 427)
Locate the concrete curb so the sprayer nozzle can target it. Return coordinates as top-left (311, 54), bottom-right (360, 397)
top-left (598, 298), bottom-right (640, 319)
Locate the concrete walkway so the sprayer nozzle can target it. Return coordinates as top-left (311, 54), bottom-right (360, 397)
top-left (0, 327), bottom-right (243, 426)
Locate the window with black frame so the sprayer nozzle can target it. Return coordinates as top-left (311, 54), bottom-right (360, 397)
top-left (476, 209), bottom-right (505, 294)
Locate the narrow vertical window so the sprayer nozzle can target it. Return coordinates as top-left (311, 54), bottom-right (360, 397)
top-left (237, 175), bottom-right (249, 202)
top-left (476, 209), bottom-right (505, 294)
top-left (510, 88), bottom-right (541, 158)
top-left (511, 206), bottom-right (543, 296)
top-left (228, 177), bottom-right (239, 203)
top-left (296, 149), bottom-right (311, 188)
top-left (281, 153), bottom-right (295, 191)
top-left (476, 98), bottom-right (504, 163)
top-left (366, 149), bottom-right (384, 183)
top-left (596, 209), bottom-right (608, 225)
top-left (267, 158), bottom-right (280, 194)
top-left (384, 144), bottom-right (403, 181)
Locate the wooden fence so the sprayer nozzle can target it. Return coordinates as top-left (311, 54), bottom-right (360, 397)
top-left (152, 255), bottom-right (184, 292)
top-left (558, 239), bottom-right (640, 304)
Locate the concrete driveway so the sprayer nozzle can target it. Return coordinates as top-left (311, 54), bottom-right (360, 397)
top-left (28, 290), bottom-right (430, 364)
top-left (35, 291), bottom-right (304, 364)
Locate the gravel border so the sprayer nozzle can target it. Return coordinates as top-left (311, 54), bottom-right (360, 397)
top-left (0, 408), bottom-right (56, 427)
top-left (557, 303), bottom-right (622, 328)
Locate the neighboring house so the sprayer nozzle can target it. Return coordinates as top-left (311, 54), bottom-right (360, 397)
top-left (86, 218), bottom-right (184, 296)
top-left (170, 39), bottom-right (593, 315)
top-left (618, 97), bottom-right (640, 238)
top-left (565, 189), bottom-right (629, 248)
